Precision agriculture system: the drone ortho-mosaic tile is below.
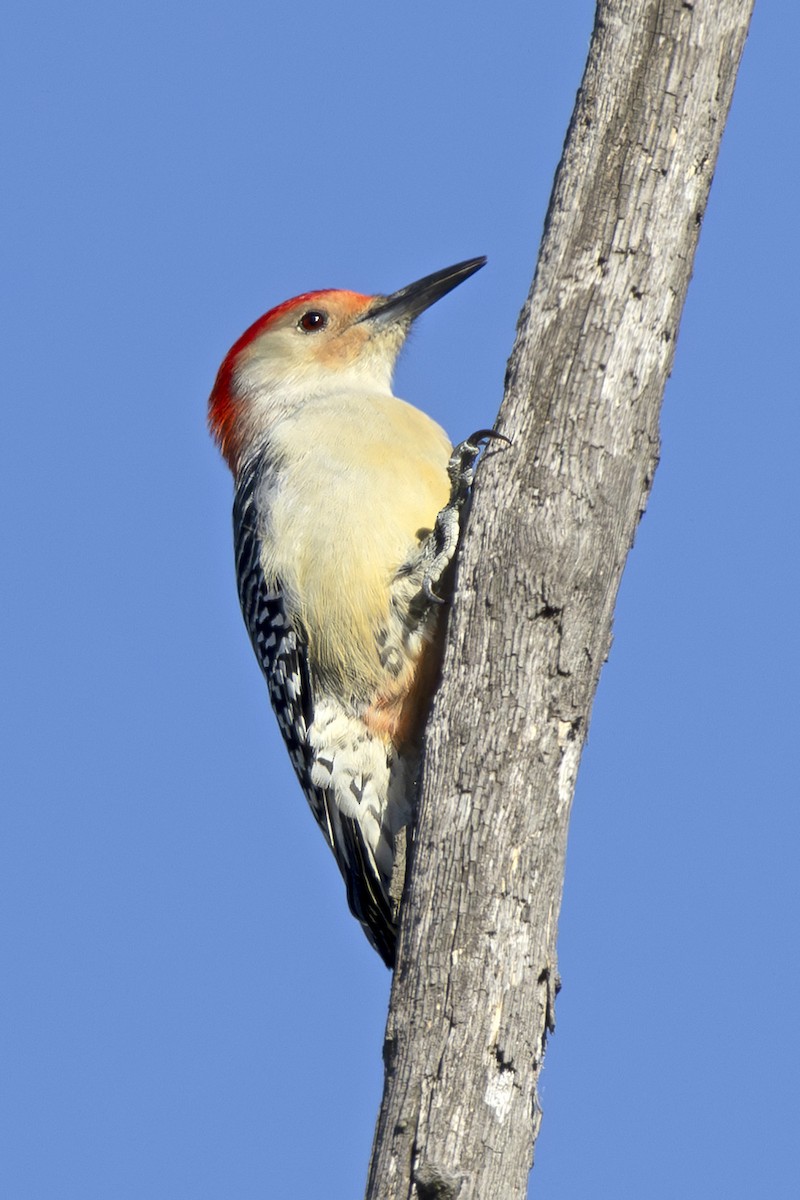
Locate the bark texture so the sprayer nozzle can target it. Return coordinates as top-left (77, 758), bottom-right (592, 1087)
top-left (366, 2), bottom-right (754, 1198)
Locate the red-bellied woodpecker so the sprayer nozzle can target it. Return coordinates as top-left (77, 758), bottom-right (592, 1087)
top-left (209, 258), bottom-right (490, 966)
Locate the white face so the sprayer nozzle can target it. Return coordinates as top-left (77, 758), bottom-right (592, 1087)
top-left (210, 286), bottom-right (422, 469)
top-left (235, 294), bottom-right (409, 403)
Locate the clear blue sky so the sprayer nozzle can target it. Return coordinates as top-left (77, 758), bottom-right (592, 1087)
top-left (3, 3), bottom-right (798, 1197)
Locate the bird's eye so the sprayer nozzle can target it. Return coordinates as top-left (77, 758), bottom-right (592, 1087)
top-left (298, 310), bottom-right (328, 333)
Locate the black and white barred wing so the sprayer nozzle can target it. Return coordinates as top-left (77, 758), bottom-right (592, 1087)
top-left (233, 466), bottom-right (328, 837)
top-left (232, 465), bottom-right (397, 966)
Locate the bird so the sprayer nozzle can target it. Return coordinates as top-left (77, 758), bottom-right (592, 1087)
top-left (208, 257), bottom-right (489, 966)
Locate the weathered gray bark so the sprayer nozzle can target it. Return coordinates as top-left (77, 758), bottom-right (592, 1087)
top-left (365, 2), bottom-right (754, 1198)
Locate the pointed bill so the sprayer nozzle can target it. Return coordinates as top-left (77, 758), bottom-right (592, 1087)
top-left (361, 257), bottom-right (487, 327)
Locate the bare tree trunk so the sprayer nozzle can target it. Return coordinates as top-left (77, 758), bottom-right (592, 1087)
top-left (365, 1), bottom-right (755, 1197)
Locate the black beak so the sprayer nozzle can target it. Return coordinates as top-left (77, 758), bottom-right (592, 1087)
top-left (361, 257), bottom-right (486, 326)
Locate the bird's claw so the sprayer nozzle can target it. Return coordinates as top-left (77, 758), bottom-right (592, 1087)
top-left (420, 428), bottom-right (510, 605)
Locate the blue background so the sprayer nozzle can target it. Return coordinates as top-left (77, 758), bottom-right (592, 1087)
top-left (3, 3), bottom-right (798, 1197)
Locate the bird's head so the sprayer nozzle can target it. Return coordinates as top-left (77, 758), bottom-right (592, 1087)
top-left (208, 257), bottom-right (485, 470)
